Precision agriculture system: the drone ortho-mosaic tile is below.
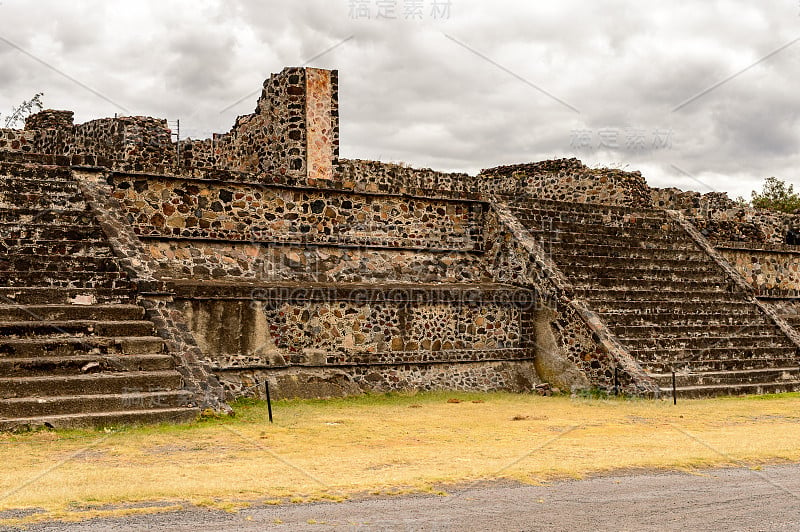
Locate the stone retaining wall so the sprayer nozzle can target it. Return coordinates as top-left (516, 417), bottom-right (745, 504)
top-left (719, 246), bottom-right (800, 296)
top-left (171, 282), bottom-right (539, 399)
top-left (109, 173), bottom-right (484, 251)
top-left (652, 187), bottom-right (799, 245)
top-left (0, 129), bottom-right (35, 153)
top-left (479, 158), bottom-right (653, 208)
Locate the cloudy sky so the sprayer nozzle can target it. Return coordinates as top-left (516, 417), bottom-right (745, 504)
top-left (0, 0), bottom-right (798, 199)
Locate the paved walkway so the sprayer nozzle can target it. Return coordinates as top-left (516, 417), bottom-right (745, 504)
top-left (18, 464), bottom-right (800, 531)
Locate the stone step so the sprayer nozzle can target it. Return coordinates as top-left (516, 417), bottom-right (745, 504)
top-left (602, 311), bottom-right (773, 328)
top-left (645, 357), bottom-right (799, 373)
top-left (0, 370), bottom-right (183, 398)
top-left (0, 407), bottom-right (199, 431)
top-left (578, 288), bottom-right (744, 303)
top-left (0, 271), bottom-right (130, 290)
top-left (593, 300), bottom-right (762, 315)
top-left (0, 207), bottom-right (94, 225)
top-left (510, 205), bottom-right (668, 227)
top-left (0, 152), bottom-right (105, 168)
top-left (0, 224), bottom-right (105, 241)
top-left (613, 323), bottom-right (781, 339)
top-left (618, 334), bottom-right (794, 351)
top-left (628, 345), bottom-right (799, 363)
top-left (566, 264), bottom-right (721, 282)
top-left (520, 219), bottom-right (697, 243)
top-left (657, 381), bottom-right (800, 399)
top-left (558, 255), bottom-right (717, 271)
top-left (651, 367), bottom-right (800, 387)
top-left (780, 315), bottom-right (800, 326)
top-left (519, 197), bottom-right (666, 218)
top-left (0, 287), bottom-right (133, 305)
top-left (0, 354), bottom-right (175, 377)
top-left (0, 320), bottom-right (154, 338)
top-left (573, 277), bottom-right (733, 291)
top-left (0, 192), bottom-right (86, 211)
top-left (542, 241), bottom-right (703, 259)
top-left (0, 304), bottom-right (143, 321)
top-left (0, 240), bottom-right (114, 256)
top-left (0, 255), bottom-right (122, 273)
top-left (0, 336), bottom-right (165, 357)
top-left (0, 161), bottom-right (73, 181)
top-left (0, 390), bottom-right (194, 418)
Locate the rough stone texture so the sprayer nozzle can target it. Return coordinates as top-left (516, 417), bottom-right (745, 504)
top-left (652, 187), bottom-right (800, 246)
top-left (719, 248), bottom-right (800, 296)
top-left (480, 159), bottom-right (653, 208)
top-left (484, 201), bottom-right (657, 395)
top-left (219, 361), bottom-right (541, 400)
top-left (335, 159), bottom-right (475, 196)
top-left (168, 281), bottom-right (537, 399)
top-left (24, 109), bottom-right (74, 131)
top-left (667, 209), bottom-right (800, 351)
top-left (145, 241), bottom-right (486, 283)
top-left (0, 129), bottom-right (35, 153)
top-left (306, 68), bottom-right (334, 182)
top-left (0, 160), bottom-right (203, 428)
top-left (74, 168), bottom-right (228, 412)
top-left (108, 173), bottom-right (484, 251)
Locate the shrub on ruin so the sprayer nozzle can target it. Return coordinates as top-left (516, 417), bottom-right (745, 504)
top-left (751, 177), bottom-right (800, 213)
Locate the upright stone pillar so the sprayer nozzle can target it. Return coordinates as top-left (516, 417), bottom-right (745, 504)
top-left (263, 67), bottom-right (339, 185)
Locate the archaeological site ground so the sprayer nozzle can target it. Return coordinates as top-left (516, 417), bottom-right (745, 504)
top-left (0, 66), bottom-right (799, 429)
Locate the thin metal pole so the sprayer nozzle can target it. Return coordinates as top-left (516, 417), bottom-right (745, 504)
top-left (265, 379), bottom-right (274, 423)
top-left (672, 371), bottom-right (677, 405)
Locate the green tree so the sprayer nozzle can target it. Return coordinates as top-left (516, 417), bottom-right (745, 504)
top-left (1, 93), bottom-right (44, 128)
top-left (751, 177), bottom-right (800, 213)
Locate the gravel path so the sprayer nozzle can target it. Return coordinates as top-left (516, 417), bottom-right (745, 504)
top-left (14, 464), bottom-right (800, 531)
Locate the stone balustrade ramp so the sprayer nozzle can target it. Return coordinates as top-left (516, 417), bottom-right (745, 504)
top-left (0, 161), bottom-right (199, 431)
top-left (507, 197), bottom-right (800, 398)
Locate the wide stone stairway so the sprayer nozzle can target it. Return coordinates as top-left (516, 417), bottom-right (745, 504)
top-left (508, 197), bottom-right (800, 397)
top-left (0, 161), bottom-right (198, 430)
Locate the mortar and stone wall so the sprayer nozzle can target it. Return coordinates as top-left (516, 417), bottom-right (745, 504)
top-left (482, 203), bottom-right (657, 395)
top-left (652, 187), bottom-right (800, 296)
top-left (0, 129), bottom-right (35, 153)
top-left (478, 158), bottom-right (654, 208)
top-left (171, 282), bottom-right (539, 399)
top-left (108, 173), bottom-right (484, 251)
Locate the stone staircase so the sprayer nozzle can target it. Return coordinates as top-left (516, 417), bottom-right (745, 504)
top-left (508, 197), bottom-right (800, 398)
top-left (0, 161), bottom-right (199, 430)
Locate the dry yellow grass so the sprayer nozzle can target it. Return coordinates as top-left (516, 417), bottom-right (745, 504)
top-left (2, 391), bottom-right (800, 525)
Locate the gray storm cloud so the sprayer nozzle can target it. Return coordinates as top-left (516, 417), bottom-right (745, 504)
top-left (0, 0), bottom-right (797, 198)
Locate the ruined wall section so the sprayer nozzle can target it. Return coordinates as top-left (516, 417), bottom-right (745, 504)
top-left (0, 129), bottom-right (35, 154)
top-left (652, 187), bottom-right (800, 296)
top-left (483, 202), bottom-right (658, 395)
top-left (479, 158), bottom-right (653, 208)
top-left (109, 173), bottom-right (485, 283)
top-left (172, 283), bottom-right (538, 399)
top-left (103, 168), bottom-right (540, 399)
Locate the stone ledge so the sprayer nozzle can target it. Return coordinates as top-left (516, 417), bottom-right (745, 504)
top-left (716, 241), bottom-right (800, 254)
top-left (110, 170), bottom-right (487, 204)
top-left (137, 233), bottom-right (482, 254)
top-left (170, 280), bottom-right (537, 305)
top-left (213, 348), bottom-right (535, 370)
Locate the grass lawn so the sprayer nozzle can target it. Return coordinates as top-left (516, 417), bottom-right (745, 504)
top-left (2, 390), bottom-right (800, 526)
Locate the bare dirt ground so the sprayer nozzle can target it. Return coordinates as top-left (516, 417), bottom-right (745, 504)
top-left (12, 463), bottom-right (800, 531)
